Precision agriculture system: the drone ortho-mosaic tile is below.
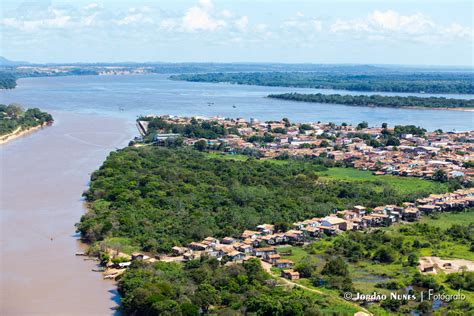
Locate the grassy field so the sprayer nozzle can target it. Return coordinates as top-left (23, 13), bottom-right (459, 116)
top-left (383, 209), bottom-right (474, 261)
top-left (321, 167), bottom-right (449, 196)
top-left (419, 210), bottom-right (474, 229)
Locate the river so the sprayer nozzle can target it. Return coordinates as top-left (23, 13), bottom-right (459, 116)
top-left (0, 112), bottom-right (136, 315)
top-left (1, 74), bottom-right (473, 131)
top-left (0, 74), bottom-right (473, 315)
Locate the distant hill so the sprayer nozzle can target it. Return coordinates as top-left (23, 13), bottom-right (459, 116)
top-left (0, 57), bottom-right (29, 67)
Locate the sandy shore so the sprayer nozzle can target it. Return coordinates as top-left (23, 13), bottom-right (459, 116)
top-left (0, 123), bottom-right (52, 145)
top-left (402, 106), bottom-right (474, 112)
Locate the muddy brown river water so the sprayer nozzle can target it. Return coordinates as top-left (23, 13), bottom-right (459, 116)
top-left (0, 112), bottom-right (136, 315)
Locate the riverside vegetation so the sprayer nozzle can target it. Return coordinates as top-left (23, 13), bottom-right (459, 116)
top-left (78, 146), bottom-right (449, 253)
top-left (170, 71), bottom-right (474, 94)
top-left (267, 93), bottom-right (474, 109)
top-left (0, 73), bottom-right (17, 89)
top-left (0, 103), bottom-right (53, 136)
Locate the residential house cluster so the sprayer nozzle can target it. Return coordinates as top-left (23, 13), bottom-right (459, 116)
top-left (158, 188), bottom-right (474, 281)
top-left (141, 115), bottom-right (474, 181)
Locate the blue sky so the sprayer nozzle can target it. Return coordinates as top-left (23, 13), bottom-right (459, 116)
top-left (1, 0), bottom-right (473, 65)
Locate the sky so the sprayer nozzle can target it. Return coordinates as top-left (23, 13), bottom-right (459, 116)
top-left (1, 0), bottom-right (473, 66)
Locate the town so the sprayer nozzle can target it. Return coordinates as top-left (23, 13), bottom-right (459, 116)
top-left (137, 115), bottom-right (474, 181)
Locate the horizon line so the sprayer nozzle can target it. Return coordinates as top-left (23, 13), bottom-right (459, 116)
top-left (1, 57), bottom-right (473, 69)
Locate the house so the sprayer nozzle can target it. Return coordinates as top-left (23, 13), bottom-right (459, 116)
top-left (420, 264), bottom-right (435, 273)
top-left (353, 205), bottom-right (367, 215)
top-left (235, 243), bottom-right (253, 254)
top-left (402, 208), bottom-right (420, 221)
top-left (221, 237), bottom-right (236, 245)
top-left (171, 246), bottom-right (187, 256)
top-left (241, 230), bottom-right (260, 239)
top-left (183, 251), bottom-right (201, 261)
top-left (264, 254), bottom-right (281, 265)
top-left (418, 204), bottom-right (440, 214)
top-left (206, 248), bottom-right (225, 258)
top-left (260, 234), bottom-right (277, 245)
top-left (257, 224), bottom-right (275, 235)
top-left (320, 216), bottom-right (349, 231)
top-left (202, 237), bottom-right (219, 247)
top-left (274, 259), bottom-right (294, 268)
top-left (227, 251), bottom-right (246, 261)
top-left (131, 252), bottom-right (145, 261)
top-left (370, 213), bottom-right (393, 226)
top-left (301, 226), bottom-right (320, 237)
top-left (281, 269), bottom-right (300, 280)
top-left (252, 247), bottom-right (276, 257)
top-left (284, 230), bottom-right (305, 242)
top-left (188, 242), bottom-right (208, 251)
top-left (318, 225), bottom-right (338, 235)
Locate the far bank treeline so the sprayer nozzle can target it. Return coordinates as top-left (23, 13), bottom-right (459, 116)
top-left (0, 68), bottom-right (99, 89)
top-left (268, 92), bottom-right (474, 109)
top-left (0, 104), bottom-right (53, 136)
top-left (77, 146), bottom-right (448, 253)
top-left (170, 72), bottom-right (474, 94)
top-left (0, 73), bottom-right (17, 89)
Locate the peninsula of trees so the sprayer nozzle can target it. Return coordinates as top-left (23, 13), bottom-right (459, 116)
top-left (268, 92), bottom-right (474, 109)
top-left (170, 71), bottom-right (474, 94)
top-left (78, 146), bottom-right (448, 253)
top-left (0, 104), bottom-right (53, 136)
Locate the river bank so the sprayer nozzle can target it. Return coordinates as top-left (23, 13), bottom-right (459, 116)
top-left (0, 122), bottom-right (52, 145)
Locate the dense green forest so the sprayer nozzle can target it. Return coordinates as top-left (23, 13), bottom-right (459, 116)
top-left (0, 104), bottom-right (53, 136)
top-left (170, 72), bottom-right (474, 94)
top-left (78, 146), bottom-right (447, 253)
top-left (0, 73), bottom-right (17, 89)
top-left (268, 93), bottom-right (474, 109)
top-left (118, 257), bottom-right (336, 315)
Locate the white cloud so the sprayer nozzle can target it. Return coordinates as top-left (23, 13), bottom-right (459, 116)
top-left (154, 0), bottom-right (248, 34)
top-left (198, 0), bottom-right (214, 10)
top-left (313, 20), bottom-right (322, 32)
top-left (84, 3), bottom-right (99, 10)
top-left (253, 23), bottom-right (272, 39)
top-left (235, 16), bottom-right (249, 32)
top-left (442, 23), bottom-right (473, 39)
top-left (160, 18), bottom-right (177, 31)
top-left (80, 12), bottom-right (98, 27)
top-left (181, 5), bottom-right (225, 31)
top-left (116, 7), bottom-right (154, 25)
top-left (330, 10), bottom-right (473, 43)
top-left (220, 10), bottom-right (233, 18)
top-left (370, 10), bottom-right (434, 33)
top-left (117, 14), bottom-right (143, 25)
top-left (281, 13), bottom-right (323, 33)
top-left (1, 8), bottom-right (71, 31)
